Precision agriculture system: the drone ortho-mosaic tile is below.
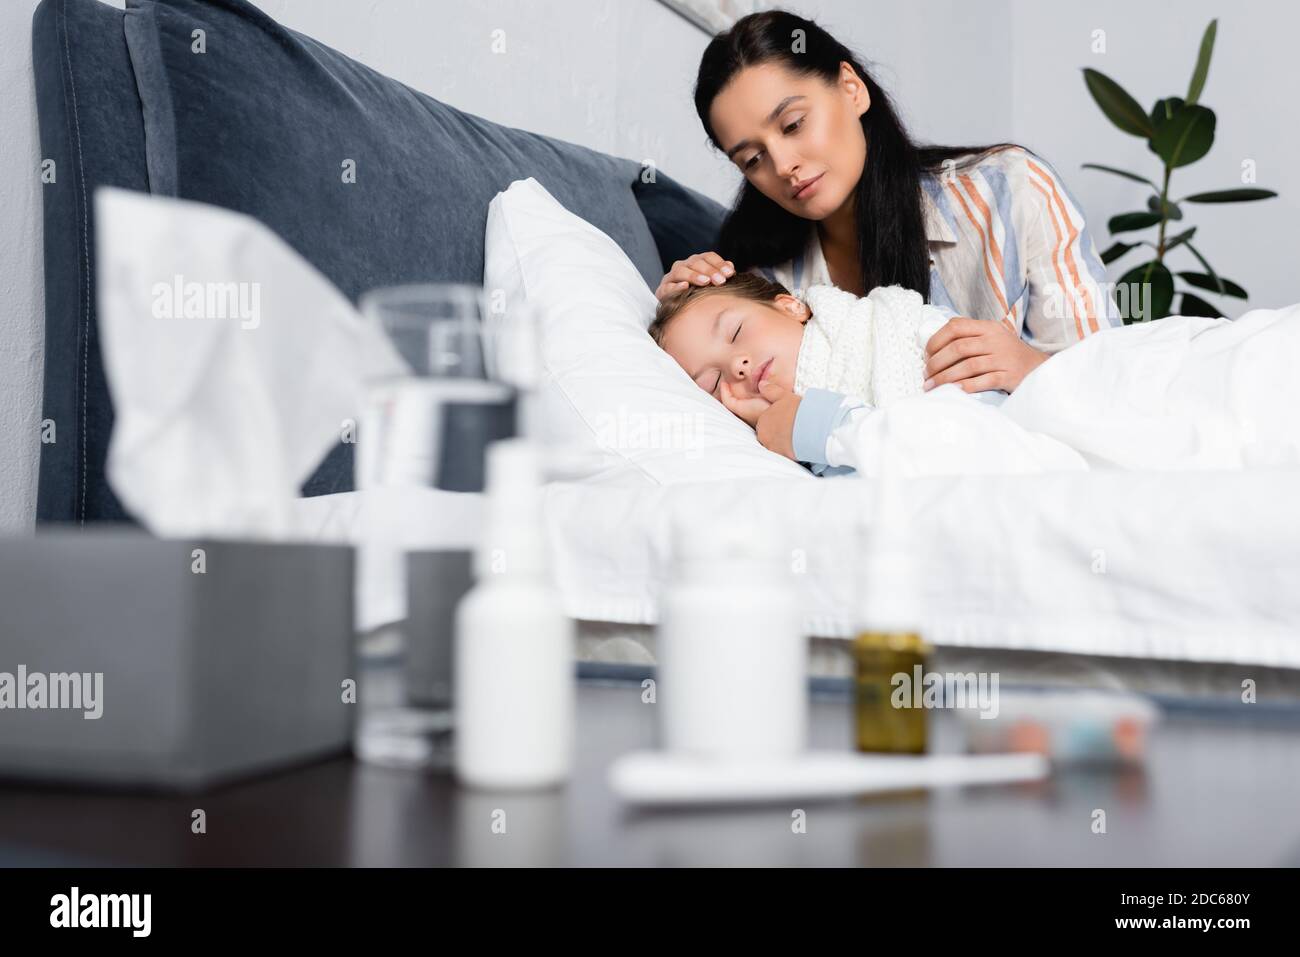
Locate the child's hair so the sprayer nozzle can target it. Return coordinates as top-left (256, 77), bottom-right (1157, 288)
top-left (648, 271), bottom-right (796, 346)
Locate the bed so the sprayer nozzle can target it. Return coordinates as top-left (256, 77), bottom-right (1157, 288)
top-left (286, 472), bottom-right (1300, 708)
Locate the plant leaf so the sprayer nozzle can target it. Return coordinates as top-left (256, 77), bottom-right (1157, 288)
top-left (1083, 68), bottom-right (1154, 138)
top-left (1183, 241), bottom-right (1225, 294)
top-left (1178, 291), bottom-right (1224, 317)
top-left (1150, 104), bottom-right (1216, 168)
top-left (1186, 20), bottom-right (1218, 105)
top-left (1150, 97), bottom-right (1186, 131)
top-left (1179, 271), bottom-right (1247, 298)
top-left (1100, 241), bottom-right (1138, 265)
top-left (1109, 211), bottom-right (1162, 233)
top-left (1081, 163), bottom-right (1159, 189)
top-left (1147, 195), bottom-right (1183, 220)
top-left (1117, 260), bottom-right (1174, 322)
top-left (1163, 226), bottom-right (1197, 252)
top-left (1182, 188), bottom-right (1278, 203)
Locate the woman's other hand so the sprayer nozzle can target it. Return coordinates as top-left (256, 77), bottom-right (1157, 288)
top-left (654, 251), bottom-right (735, 301)
top-left (923, 317), bottom-right (1048, 393)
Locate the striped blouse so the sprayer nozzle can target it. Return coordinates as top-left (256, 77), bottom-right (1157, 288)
top-left (749, 146), bottom-right (1122, 352)
top-left (748, 146), bottom-right (1122, 476)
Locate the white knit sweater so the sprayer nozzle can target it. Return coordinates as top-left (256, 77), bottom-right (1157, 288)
top-left (794, 284), bottom-right (951, 407)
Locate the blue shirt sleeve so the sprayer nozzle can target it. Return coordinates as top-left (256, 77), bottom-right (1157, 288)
top-left (792, 387), bottom-right (860, 477)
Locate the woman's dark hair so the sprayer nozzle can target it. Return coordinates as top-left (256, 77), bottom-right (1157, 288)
top-left (695, 9), bottom-right (1020, 302)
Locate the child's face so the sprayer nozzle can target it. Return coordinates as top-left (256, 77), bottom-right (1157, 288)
top-left (659, 293), bottom-right (811, 401)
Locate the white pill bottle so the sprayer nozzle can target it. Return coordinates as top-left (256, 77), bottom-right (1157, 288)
top-left (656, 507), bottom-right (807, 758)
top-left (454, 438), bottom-right (574, 789)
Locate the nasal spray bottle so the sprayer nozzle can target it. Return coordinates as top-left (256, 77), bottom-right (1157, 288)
top-left (852, 416), bottom-right (932, 754)
top-left (453, 437), bottom-right (575, 789)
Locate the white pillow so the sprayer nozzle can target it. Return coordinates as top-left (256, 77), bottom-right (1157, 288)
top-left (483, 177), bottom-right (811, 485)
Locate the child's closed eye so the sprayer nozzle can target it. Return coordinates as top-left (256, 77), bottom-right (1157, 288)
top-left (708, 324), bottom-right (743, 394)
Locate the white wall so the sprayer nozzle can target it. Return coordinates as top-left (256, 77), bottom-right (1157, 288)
top-left (0, 0), bottom-right (49, 534)
top-left (1010, 0), bottom-right (1299, 313)
top-left (1, 0), bottom-right (1294, 530)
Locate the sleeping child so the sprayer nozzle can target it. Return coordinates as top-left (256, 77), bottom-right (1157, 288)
top-left (647, 272), bottom-right (1003, 474)
top-left (649, 272), bottom-right (1300, 475)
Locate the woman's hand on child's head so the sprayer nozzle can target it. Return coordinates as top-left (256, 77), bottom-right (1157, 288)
top-left (654, 251), bottom-right (735, 302)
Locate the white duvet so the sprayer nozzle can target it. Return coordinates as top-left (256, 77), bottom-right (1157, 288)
top-left (286, 301), bottom-right (1300, 666)
top-left (532, 301), bottom-right (1300, 668)
top-left (820, 302), bottom-right (1300, 477)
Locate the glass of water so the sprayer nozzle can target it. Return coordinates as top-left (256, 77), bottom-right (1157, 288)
top-left (357, 283), bottom-right (536, 490)
top-left (353, 283), bottom-right (539, 769)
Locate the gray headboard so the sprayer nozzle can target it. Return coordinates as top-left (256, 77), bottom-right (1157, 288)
top-left (32, 0), bottom-right (726, 524)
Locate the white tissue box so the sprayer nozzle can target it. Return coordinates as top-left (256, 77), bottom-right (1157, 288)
top-left (0, 529), bottom-right (354, 791)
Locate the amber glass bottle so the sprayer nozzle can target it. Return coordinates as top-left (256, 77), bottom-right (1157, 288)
top-left (851, 629), bottom-right (931, 754)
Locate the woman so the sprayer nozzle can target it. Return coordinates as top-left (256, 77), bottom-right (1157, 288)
top-left (655, 9), bottom-right (1120, 411)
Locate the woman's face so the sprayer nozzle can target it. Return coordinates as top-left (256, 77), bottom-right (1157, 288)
top-left (659, 292), bottom-right (810, 401)
top-left (709, 60), bottom-right (870, 221)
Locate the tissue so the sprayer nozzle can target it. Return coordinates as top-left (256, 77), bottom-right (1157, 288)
top-left (94, 187), bottom-right (408, 539)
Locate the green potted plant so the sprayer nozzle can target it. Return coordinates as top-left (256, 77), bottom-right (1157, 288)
top-left (1082, 20), bottom-right (1278, 322)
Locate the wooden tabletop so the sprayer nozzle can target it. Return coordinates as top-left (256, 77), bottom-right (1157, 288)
top-left (2, 678), bottom-right (1299, 866)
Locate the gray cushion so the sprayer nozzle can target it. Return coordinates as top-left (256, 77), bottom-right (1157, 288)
top-left (121, 0), bottom-right (666, 499)
top-left (33, 0), bottom-right (154, 523)
top-left (32, 0), bottom-right (724, 523)
top-left (632, 170), bottom-right (727, 274)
